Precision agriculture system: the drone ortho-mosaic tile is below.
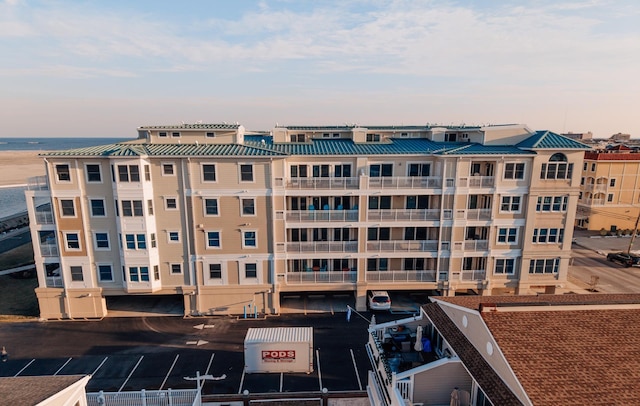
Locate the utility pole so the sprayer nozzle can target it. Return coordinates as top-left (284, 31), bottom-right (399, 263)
top-left (627, 210), bottom-right (640, 254)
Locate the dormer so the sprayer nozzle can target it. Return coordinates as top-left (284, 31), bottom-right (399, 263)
top-left (138, 124), bottom-right (245, 145)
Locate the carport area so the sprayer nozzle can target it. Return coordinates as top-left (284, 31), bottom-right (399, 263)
top-left (105, 295), bottom-right (184, 317)
top-left (279, 291), bottom-right (355, 314)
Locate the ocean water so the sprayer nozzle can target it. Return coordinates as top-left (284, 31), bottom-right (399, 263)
top-left (0, 137), bottom-right (130, 218)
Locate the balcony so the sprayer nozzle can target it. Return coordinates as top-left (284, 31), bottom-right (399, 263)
top-left (455, 208), bottom-right (491, 220)
top-left (584, 183), bottom-right (607, 192)
top-left (367, 240), bottom-right (438, 252)
top-left (367, 176), bottom-right (442, 189)
top-left (283, 241), bottom-right (358, 253)
top-left (285, 209), bottom-right (358, 222)
top-left (35, 207), bottom-right (55, 225)
top-left (452, 240), bottom-right (488, 251)
top-left (286, 271), bottom-right (357, 284)
top-left (285, 177), bottom-right (359, 190)
top-left (46, 276), bottom-right (63, 288)
top-left (584, 198), bottom-right (606, 206)
top-left (457, 176), bottom-right (494, 188)
top-left (366, 270), bottom-right (437, 282)
top-left (40, 243), bottom-right (59, 257)
top-left (27, 176), bottom-right (49, 191)
top-left (367, 209), bottom-right (440, 222)
top-left (461, 269), bottom-right (486, 281)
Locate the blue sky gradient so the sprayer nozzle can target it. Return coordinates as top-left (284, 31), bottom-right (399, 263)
top-left (1, 0), bottom-right (638, 137)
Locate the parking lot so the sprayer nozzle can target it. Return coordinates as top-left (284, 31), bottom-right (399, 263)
top-left (0, 312), bottom-right (399, 395)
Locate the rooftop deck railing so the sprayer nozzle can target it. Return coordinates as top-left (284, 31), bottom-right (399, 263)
top-left (27, 176), bottom-right (49, 191)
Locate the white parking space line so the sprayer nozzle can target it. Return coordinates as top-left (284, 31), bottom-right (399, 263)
top-left (350, 349), bottom-right (362, 390)
top-left (238, 368), bottom-right (246, 394)
top-left (118, 355), bottom-right (144, 393)
top-left (54, 357), bottom-right (72, 375)
top-left (316, 349), bottom-right (323, 390)
top-left (159, 354), bottom-right (179, 391)
top-left (280, 372), bottom-right (284, 392)
top-left (14, 359), bottom-right (35, 377)
top-left (204, 353), bottom-right (215, 375)
top-left (92, 356), bottom-right (109, 375)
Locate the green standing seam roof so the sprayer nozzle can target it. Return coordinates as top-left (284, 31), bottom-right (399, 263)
top-left (517, 130), bottom-right (592, 150)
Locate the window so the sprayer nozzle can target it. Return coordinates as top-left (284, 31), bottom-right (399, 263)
top-left (368, 196), bottom-right (391, 210)
top-left (334, 164), bottom-right (352, 178)
top-left (129, 266), bottom-right (150, 282)
top-left (369, 164), bottom-right (393, 177)
top-left (206, 132), bottom-right (215, 138)
top-left (125, 234), bottom-right (146, 250)
top-left (583, 162), bottom-right (587, 171)
top-left (94, 232), bottom-right (110, 249)
top-left (408, 163), bottom-right (430, 177)
top-left (122, 200), bottom-right (144, 216)
top-left (404, 227), bottom-right (428, 240)
top-left (65, 233), bottom-right (80, 250)
top-left (204, 198), bottom-right (219, 215)
top-left (90, 199), bottom-right (106, 217)
top-left (202, 164), bottom-right (216, 182)
top-left (591, 163), bottom-right (596, 171)
top-left (241, 198), bottom-right (255, 215)
top-left (147, 199), bottom-right (154, 215)
top-left (86, 164), bottom-right (102, 182)
top-left (541, 154), bottom-right (573, 180)
top-left (171, 132), bottom-right (181, 138)
top-left (366, 133), bottom-right (381, 142)
top-left (144, 165), bottom-right (151, 181)
top-left (290, 165), bottom-right (308, 178)
top-left (529, 258), bottom-right (560, 274)
top-left (60, 199), bottom-right (75, 217)
top-left (536, 196), bottom-right (568, 212)
top-left (150, 233), bottom-right (156, 248)
top-left (165, 198), bottom-right (177, 210)
top-left (98, 264), bottom-right (113, 282)
top-left (70, 266), bottom-right (83, 282)
top-left (581, 177), bottom-right (585, 185)
top-left (607, 194), bottom-right (614, 202)
top-left (406, 195), bottom-right (429, 209)
top-left (291, 133), bottom-right (305, 142)
top-left (240, 164), bottom-right (253, 182)
top-left (56, 164), bottom-right (71, 182)
top-left (504, 163), bottom-right (525, 179)
top-left (153, 265), bottom-right (160, 280)
top-left (209, 263), bottom-right (222, 279)
top-left (117, 165), bottom-right (140, 182)
top-left (497, 228), bottom-right (518, 244)
top-left (500, 196), bottom-right (521, 212)
top-left (245, 263), bottom-right (257, 278)
top-left (206, 231), bottom-right (221, 248)
top-left (494, 259), bottom-right (515, 275)
top-left (159, 131), bottom-right (168, 138)
top-left (367, 227), bottom-right (390, 240)
top-left (367, 258), bottom-right (389, 271)
top-left (168, 231), bottom-right (180, 243)
top-left (243, 231), bottom-right (257, 248)
top-left (312, 165), bottom-right (330, 178)
top-left (610, 179), bottom-right (616, 187)
top-left (162, 163), bottom-right (175, 175)
top-left (170, 263), bottom-right (182, 274)
top-left (404, 258), bottom-right (428, 271)
top-left (533, 228), bottom-right (564, 243)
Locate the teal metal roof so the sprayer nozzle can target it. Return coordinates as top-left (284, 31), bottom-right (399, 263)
top-left (440, 143), bottom-right (533, 155)
top-left (41, 142), bottom-right (287, 157)
top-left (245, 137), bottom-right (449, 155)
top-left (517, 130), bottom-right (592, 149)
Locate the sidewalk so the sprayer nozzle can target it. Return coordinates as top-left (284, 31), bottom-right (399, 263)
top-left (572, 229), bottom-right (640, 255)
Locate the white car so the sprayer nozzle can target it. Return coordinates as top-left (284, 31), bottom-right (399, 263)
top-left (368, 291), bottom-right (391, 311)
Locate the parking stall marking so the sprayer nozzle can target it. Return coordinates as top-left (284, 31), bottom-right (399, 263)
top-left (13, 359), bottom-right (35, 377)
top-left (238, 367), bottom-right (246, 394)
top-left (350, 349), bottom-right (362, 390)
top-left (117, 355), bottom-right (144, 393)
top-left (158, 354), bottom-right (180, 391)
top-left (316, 349), bottom-right (323, 390)
top-left (92, 356), bottom-right (109, 375)
top-left (204, 353), bottom-right (215, 375)
top-left (280, 372), bottom-right (284, 392)
top-left (54, 358), bottom-right (72, 375)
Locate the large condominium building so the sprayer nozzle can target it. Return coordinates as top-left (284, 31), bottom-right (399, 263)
top-left (577, 145), bottom-right (640, 232)
top-left (26, 123), bottom-right (589, 319)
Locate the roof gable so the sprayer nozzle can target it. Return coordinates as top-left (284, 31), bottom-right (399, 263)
top-left (517, 130), bottom-right (592, 150)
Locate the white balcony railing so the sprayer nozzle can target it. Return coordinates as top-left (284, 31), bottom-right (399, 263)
top-left (27, 176), bottom-right (49, 191)
top-left (86, 389), bottom-right (200, 406)
top-left (367, 240), bottom-right (438, 252)
top-left (367, 209), bottom-right (440, 222)
top-left (367, 176), bottom-right (442, 189)
top-left (366, 270), bottom-right (437, 282)
top-left (35, 210), bottom-right (55, 225)
top-left (40, 243), bottom-right (59, 257)
top-left (285, 241), bottom-right (358, 253)
top-left (461, 269), bottom-right (486, 281)
top-left (452, 240), bottom-right (489, 251)
top-left (286, 271), bottom-right (357, 284)
top-left (285, 177), bottom-right (359, 190)
top-left (46, 276), bottom-right (63, 288)
top-left (285, 210), bottom-right (358, 222)
top-left (455, 209), bottom-right (492, 220)
top-left (457, 176), bottom-right (494, 188)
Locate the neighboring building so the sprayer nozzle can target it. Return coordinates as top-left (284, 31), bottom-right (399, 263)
top-left (0, 375), bottom-right (91, 406)
top-left (609, 132), bottom-right (631, 142)
top-left (365, 293), bottom-right (640, 406)
top-left (577, 146), bottom-right (640, 231)
top-left (561, 131), bottom-right (592, 141)
top-left (25, 123), bottom-right (589, 319)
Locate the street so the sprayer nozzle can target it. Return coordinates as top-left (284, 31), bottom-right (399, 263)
top-left (569, 247), bottom-right (640, 293)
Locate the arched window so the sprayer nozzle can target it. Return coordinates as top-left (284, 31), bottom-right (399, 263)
top-left (541, 154), bottom-right (573, 180)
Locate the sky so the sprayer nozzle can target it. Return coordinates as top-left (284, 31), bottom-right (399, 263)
top-left (1, 0), bottom-right (639, 138)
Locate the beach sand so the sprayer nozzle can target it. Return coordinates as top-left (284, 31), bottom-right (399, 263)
top-left (0, 151), bottom-right (47, 187)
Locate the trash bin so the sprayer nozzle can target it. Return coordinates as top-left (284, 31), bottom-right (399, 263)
top-left (421, 338), bottom-right (431, 353)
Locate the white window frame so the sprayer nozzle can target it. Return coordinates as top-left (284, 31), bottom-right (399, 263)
top-left (64, 231), bottom-right (81, 251)
top-left (168, 231), bottom-right (180, 243)
top-left (128, 265), bottom-right (150, 282)
top-left (239, 163), bottom-right (254, 183)
top-left (206, 132), bottom-right (216, 138)
top-left (205, 262), bottom-right (226, 285)
top-left (407, 162), bottom-right (431, 177)
top-left (59, 198), bottom-right (76, 218)
top-left (369, 163), bottom-right (394, 177)
top-left (162, 162), bottom-right (176, 176)
top-left (55, 163), bottom-right (72, 183)
top-left (206, 230), bottom-right (222, 249)
top-left (85, 163), bottom-right (103, 183)
top-left (241, 198), bottom-right (256, 216)
top-left (159, 131), bottom-right (168, 138)
top-left (242, 230), bottom-right (257, 249)
top-left (529, 258), bottom-right (560, 274)
top-left (93, 231), bottom-right (110, 251)
top-left (96, 263), bottom-right (114, 282)
top-left (494, 258), bottom-right (516, 275)
top-left (124, 233), bottom-right (147, 250)
top-left (201, 163), bottom-right (217, 182)
top-left (203, 198), bottom-right (219, 216)
top-left (499, 196), bottom-right (522, 213)
top-left (239, 260), bottom-right (262, 284)
top-left (171, 131), bottom-right (181, 138)
top-left (504, 162), bottom-right (525, 180)
top-left (89, 198), bottom-right (107, 217)
top-left (497, 227), bottom-right (518, 244)
top-left (532, 228), bottom-right (565, 244)
top-left (70, 265), bottom-right (84, 282)
top-left (170, 263), bottom-right (182, 274)
top-left (164, 197), bottom-right (178, 210)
